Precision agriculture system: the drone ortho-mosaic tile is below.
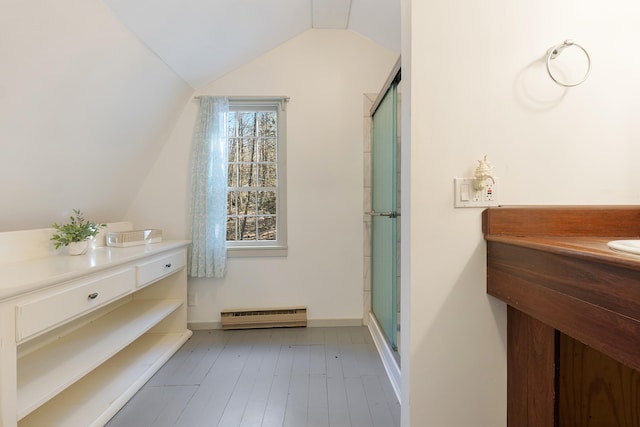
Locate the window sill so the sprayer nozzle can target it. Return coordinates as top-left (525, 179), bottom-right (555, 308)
top-left (227, 246), bottom-right (288, 258)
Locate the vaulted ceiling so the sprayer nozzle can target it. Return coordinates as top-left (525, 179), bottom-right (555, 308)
top-left (1, 0), bottom-right (399, 231)
top-left (104, 0), bottom-right (401, 88)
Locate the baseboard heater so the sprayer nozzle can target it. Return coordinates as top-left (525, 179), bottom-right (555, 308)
top-left (220, 306), bottom-right (307, 330)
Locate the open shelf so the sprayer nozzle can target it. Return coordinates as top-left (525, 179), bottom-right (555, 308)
top-left (0, 241), bottom-right (190, 427)
top-left (19, 331), bottom-right (192, 427)
top-left (17, 298), bottom-right (183, 419)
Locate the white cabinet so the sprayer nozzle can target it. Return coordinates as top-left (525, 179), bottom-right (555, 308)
top-left (15, 267), bottom-right (135, 342)
top-left (136, 250), bottom-right (186, 289)
top-left (0, 241), bottom-right (192, 427)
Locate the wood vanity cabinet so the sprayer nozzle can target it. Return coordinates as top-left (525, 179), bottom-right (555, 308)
top-left (0, 241), bottom-right (192, 426)
top-left (483, 206), bottom-right (640, 427)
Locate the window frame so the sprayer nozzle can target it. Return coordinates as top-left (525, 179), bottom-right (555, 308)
top-left (226, 97), bottom-right (288, 257)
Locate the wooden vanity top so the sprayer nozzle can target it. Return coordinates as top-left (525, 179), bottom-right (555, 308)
top-left (484, 205), bottom-right (640, 270)
top-left (482, 205), bottom-right (640, 237)
top-left (483, 206), bottom-right (640, 373)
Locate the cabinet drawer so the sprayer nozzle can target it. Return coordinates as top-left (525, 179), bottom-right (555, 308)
top-left (136, 250), bottom-right (186, 288)
top-left (15, 268), bottom-right (135, 342)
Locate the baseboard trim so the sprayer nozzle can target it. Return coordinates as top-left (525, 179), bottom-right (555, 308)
top-left (188, 318), bottom-right (363, 331)
top-left (307, 318), bottom-right (363, 327)
top-left (188, 321), bottom-right (222, 330)
top-left (367, 311), bottom-right (401, 403)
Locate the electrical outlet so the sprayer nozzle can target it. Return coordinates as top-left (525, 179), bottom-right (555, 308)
top-left (485, 180), bottom-right (497, 202)
top-left (188, 293), bottom-right (197, 306)
top-left (454, 177), bottom-right (499, 208)
top-left (472, 186), bottom-right (483, 202)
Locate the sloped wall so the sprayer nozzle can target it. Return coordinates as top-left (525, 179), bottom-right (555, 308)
top-left (1, 0), bottom-right (192, 231)
top-left (125, 29), bottom-right (398, 324)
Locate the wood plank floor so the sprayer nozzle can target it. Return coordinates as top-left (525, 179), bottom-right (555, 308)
top-left (106, 327), bottom-right (400, 427)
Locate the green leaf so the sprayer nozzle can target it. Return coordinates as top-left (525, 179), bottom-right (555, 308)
top-left (50, 209), bottom-right (105, 248)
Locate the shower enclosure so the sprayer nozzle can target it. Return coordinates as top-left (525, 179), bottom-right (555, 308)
top-left (370, 64), bottom-right (401, 358)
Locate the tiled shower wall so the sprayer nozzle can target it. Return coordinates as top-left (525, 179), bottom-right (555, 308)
top-left (363, 93), bottom-right (375, 324)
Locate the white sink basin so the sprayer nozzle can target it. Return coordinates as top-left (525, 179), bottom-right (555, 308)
top-left (607, 240), bottom-right (640, 255)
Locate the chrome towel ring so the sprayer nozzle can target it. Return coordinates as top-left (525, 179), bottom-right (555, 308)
top-left (546, 40), bottom-right (591, 87)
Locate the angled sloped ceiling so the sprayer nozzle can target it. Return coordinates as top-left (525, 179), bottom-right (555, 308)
top-left (104, 0), bottom-right (400, 88)
top-left (104, 0), bottom-right (312, 88)
top-left (1, 0), bottom-right (193, 231)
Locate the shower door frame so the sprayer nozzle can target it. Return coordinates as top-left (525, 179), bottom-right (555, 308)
top-left (370, 80), bottom-right (399, 352)
top-left (364, 59), bottom-right (402, 402)
top-left (368, 55), bottom-right (401, 352)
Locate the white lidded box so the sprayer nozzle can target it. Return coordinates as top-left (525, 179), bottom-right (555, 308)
top-left (105, 229), bottom-right (162, 247)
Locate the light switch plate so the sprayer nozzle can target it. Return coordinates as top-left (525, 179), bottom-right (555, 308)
top-left (454, 177), bottom-right (499, 208)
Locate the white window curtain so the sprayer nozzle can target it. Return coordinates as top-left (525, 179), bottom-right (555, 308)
top-left (188, 96), bottom-right (229, 278)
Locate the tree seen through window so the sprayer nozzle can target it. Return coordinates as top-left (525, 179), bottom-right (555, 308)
top-left (226, 110), bottom-right (278, 242)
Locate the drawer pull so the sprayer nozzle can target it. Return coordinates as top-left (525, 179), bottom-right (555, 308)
top-left (88, 292), bottom-right (99, 300)
top-left (165, 263), bottom-right (172, 268)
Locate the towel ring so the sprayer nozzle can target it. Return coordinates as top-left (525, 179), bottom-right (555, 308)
top-left (546, 40), bottom-right (591, 87)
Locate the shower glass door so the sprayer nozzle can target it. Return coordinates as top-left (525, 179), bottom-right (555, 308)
top-left (371, 82), bottom-right (398, 351)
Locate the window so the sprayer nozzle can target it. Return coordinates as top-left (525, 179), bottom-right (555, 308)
top-left (226, 98), bottom-right (287, 256)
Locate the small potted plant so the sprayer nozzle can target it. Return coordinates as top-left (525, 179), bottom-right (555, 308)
top-left (51, 209), bottom-right (106, 255)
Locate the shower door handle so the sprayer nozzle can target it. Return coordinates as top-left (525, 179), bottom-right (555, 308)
top-left (367, 211), bottom-right (400, 218)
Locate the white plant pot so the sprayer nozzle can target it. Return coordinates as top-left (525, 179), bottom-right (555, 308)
top-left (68, 240), bottom-right (89, 256)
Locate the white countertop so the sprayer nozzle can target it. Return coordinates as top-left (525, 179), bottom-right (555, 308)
top-left (0, 241), bottom-right (190, 301)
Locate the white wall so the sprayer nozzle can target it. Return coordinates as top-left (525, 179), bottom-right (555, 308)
top-left (125, 29), bottom-right (398, 324)
top-left (405, 0), bottom-right (640, 426)
top-left (399, 0), bottom-right (412, 424)
top-left (0, 0), bottom-right (192, 231)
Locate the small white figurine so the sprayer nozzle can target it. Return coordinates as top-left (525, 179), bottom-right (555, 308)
top-left (474, 155), bottom-right (495, 190)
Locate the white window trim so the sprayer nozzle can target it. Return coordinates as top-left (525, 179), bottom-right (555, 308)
top-left (226, 97), bottom-right (288, 257)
